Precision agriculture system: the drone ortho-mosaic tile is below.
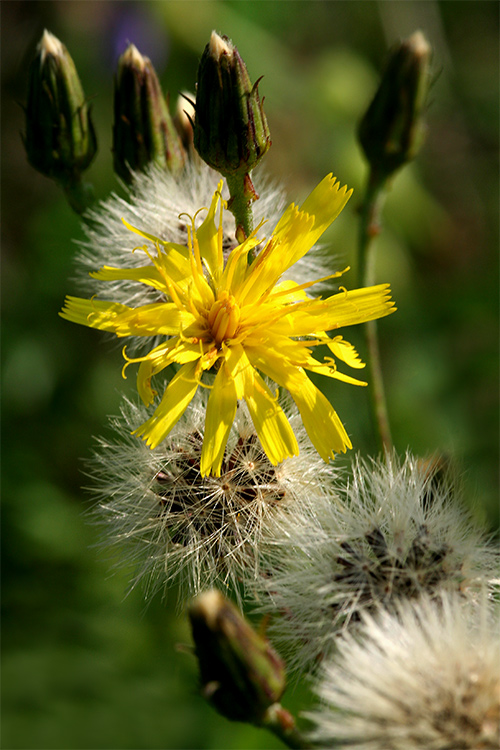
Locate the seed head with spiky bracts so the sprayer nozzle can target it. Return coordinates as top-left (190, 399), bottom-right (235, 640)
top-left (87, 394), bottom-right (334, 606)
top-left (306, 592), bottom-right (500, 750)
top-left (256, 452), bottom-right (498, 674)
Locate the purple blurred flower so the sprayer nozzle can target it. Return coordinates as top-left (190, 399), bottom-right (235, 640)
top-left (104, 5), bottom-right (170, 72)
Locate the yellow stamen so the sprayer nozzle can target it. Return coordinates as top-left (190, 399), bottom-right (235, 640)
top-left (207, 292), bottom-right (241, 344)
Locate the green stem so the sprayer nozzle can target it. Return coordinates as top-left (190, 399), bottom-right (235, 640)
top-left (357, 169), bottom-right (393, 455)
top-left (261, 703), bottom-right (312, 750)
top-left (61, 175), bottom-right (96, 215)
top-left (225, 172), bottom-right (258, 251)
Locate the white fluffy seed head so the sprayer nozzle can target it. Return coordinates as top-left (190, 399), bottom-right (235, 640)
top-left (306, 592), bottom-right (500, 750)
top-left (257, 451), bottom-right (498, 675)
top-left (86, 393), bottom-right (334, 607)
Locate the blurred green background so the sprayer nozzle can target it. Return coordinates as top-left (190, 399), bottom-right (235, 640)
top-left (2, 1), bottom-right (498, 748)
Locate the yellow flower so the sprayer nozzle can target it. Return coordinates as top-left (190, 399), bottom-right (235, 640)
top-left (61, 174), bottom-right (395, 475)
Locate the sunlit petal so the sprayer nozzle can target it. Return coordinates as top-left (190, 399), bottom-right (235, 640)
top-left (326, 336), bottom-right (365, 368)
top-left (133, 361), bottom-right (200, 449)
top-left (245, 373), bottom-right (299, 465)
top-left (200, 365), bottom-right (237, 477)
top-left (195, 180), bottom-right (224, 282)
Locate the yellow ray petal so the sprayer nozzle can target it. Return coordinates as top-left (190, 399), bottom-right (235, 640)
top-left (304, 358), bottom-right (367, 386)
top-left (200, 365), bottom-right (238, 477)
top-left (224, 344), bottom-right (299, 464)
top-left (195, 181), bottom-right (224, 283)
top-left (237, 208), bottom-right (314, 305)
top-left (269, 203), bottom-right (316, 272)
top-left (133, 361), bottom-right (200, 449)
top-left (326, 336), bottom-right (365, 368)
top-left (60, 296), bottom-right (193, 337)
top-left (220, 235), bottom-right (261, 294)
top-left (90, 245), bottom-right (191, 287)
top-left (134, 338), bottom-right (202, 405)
top-left (294, 284), bottom-right (396, 336)
top-left (245, 346), bottom-right (351, 458)
top-left (291, 376), bottom-right (352, 459)
top-left (243, 174), bottom-right (352, 294)
top-left (119, 221), bottom-right (192, 283)
top-left (244, 333), bottom-right (314, 367)
top-left (315, 284), bottom-right (396, 329)
top-left (222, 342), bottom-right (254, 400)
top-left (59, 296), bottom-right (127, 329)
top-left (244, 372), bottom-right (299, 465)
top-left (90, 264), bottom-right (166, 288)
top-left (300, 173), bottom-right (353, 245)
top-left (121, 219), bottom-right (181, 249)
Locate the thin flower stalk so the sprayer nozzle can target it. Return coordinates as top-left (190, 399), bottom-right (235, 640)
top-left (357, 172), bottom-right (392, 454)
top-left (356, 31), bottom-right (432, 454)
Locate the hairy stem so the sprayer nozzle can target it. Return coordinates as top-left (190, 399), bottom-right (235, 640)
top-left (261, 703), bottom-right (312, 750)
top-left (225, 172), bottom-right (258, 251)
top-left (357, 169), bottom-right (393, 454)
top-left (62, 175), bottom-right (95, 215)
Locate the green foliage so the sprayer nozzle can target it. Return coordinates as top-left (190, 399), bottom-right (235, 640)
top-left (2, 1), bottom-right (498, 748)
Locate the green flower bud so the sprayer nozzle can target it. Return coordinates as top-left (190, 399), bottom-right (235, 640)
top-left (24, 29), bottom-right (97, 183)
top-left (193, 31), bottom-right (271, 176)
top-left (113, 44), bottom-right (186, 183)
top-left (358, 31), bottom-right (431, 179)
top-left (189, 590), bottom-right (286, 725)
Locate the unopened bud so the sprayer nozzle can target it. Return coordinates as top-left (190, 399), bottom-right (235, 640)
top-left (358, 31), bottom-right (431, 179)
top-left (113, 44), bottom-right (186, 183)
top-left (24, 30), bottom-right (97, 183)
top-left (193, 31), bottom-right (271, 176)
top-left (189, 590), bottom-right (286, 724)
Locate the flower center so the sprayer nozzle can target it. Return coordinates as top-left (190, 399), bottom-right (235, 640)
top-left (207, 291), bottom-right (241, 345)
